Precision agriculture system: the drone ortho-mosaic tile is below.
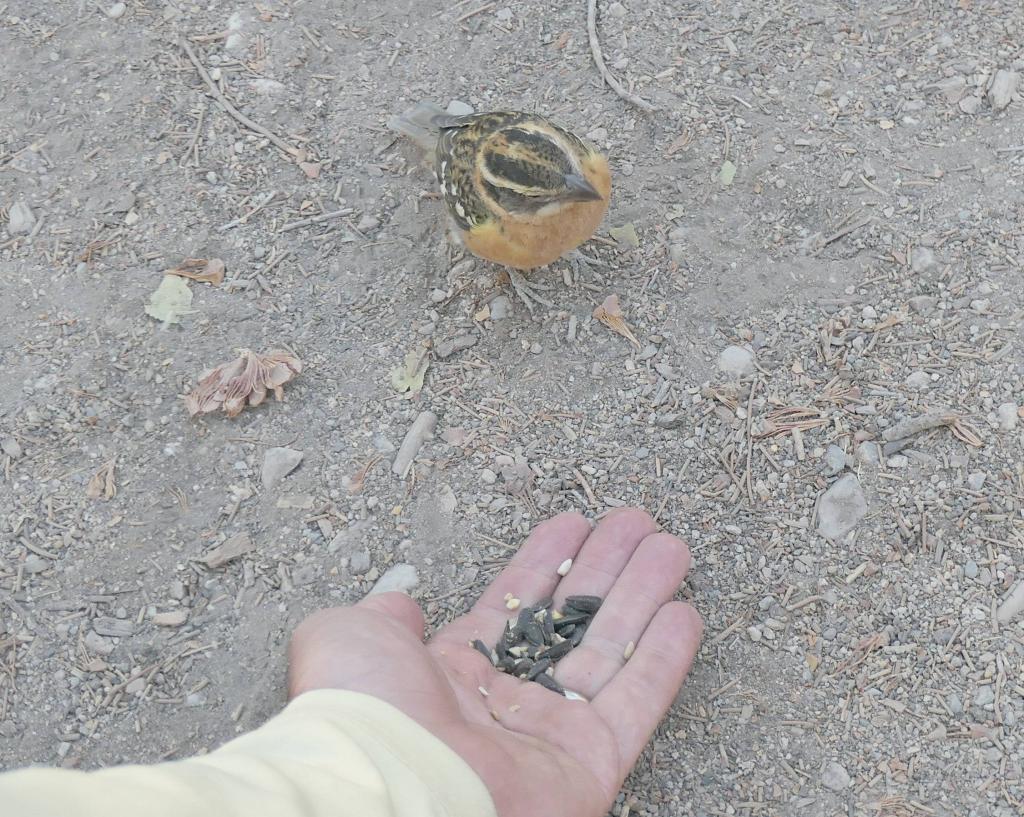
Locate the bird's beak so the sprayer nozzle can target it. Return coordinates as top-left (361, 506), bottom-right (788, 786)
top-left (562, 173), bottom-right (603, 202)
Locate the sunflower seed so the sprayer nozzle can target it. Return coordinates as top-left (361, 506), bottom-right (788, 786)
top-left (526, 657), bottom-right (552, 680)
top-left (505, 596), bottom-right (521, 611)
top-left (564, 689), bottom-right (588, 702)
top-left (513, 606), bottom-right (534, 639)
top-left (554, 611), bottom-right (590, 628)
top-left (557, 558), bottom-right (573, 576)
top-left (513, 658), bottom-right (534, 677)
top-left (570, 623), bottom-right (588, 647)
top-left (564, 595), bottom-right (602, 614)
top-left (471, 639), bottom-right (494, 662)
top-left (524, 621), bottom-right (546, 647)
top-left (540, 639), bottom-right (573, 661)
top-left (534, 672), bottom-right (565, 694)
top-left (623, 640), bottom-right (635, 661)
top-left (541, 611), bottom-right (555, 643)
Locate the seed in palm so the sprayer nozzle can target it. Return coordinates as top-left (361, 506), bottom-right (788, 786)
top-left (469, 595), bottom-right (602, 698)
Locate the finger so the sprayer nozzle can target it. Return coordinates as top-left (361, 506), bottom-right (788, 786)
top-left (552, 508), bottom-right (659, 607)
top-left (358, 591), bottom-right (426, 641)
top-left (592, 602), bottom-right (703, 770)
top-left (554, 532), bottom-right (690, 698)
top-left (434, 512), bottom-right (592, 647)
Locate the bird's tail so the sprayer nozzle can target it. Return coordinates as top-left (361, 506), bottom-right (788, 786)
top-left (387, 101), bottom-right (447, 151)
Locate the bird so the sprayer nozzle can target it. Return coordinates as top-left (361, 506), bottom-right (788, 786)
top-left (388, 102), bottom-right (611, 310)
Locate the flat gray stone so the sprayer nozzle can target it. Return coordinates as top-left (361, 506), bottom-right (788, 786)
top-left (717, 344), bottom-right (755, 377)
top-left (350, 549), bottom-right (372, 575)
top-left (262, 447), bottom-right (303, 489)
top-left (369, 564), bottom-right (419, 596)
top-left (7, 201), bottom-right (36, 235)
top-left (92, 616), bottom-right (134, 638)
top-left (822, 761), bottom-right (851, 791)
top-left (817, 474), bottom-right (868, 539)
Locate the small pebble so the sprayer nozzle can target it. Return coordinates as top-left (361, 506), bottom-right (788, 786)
top-left (967, 472), bottom-right (987, 491)
top-left (607, 2), bottom-right (627, 18)
top-left (717, 345), bottom-right (756, 377)
top-left (7, 201), bottom-right (36, 235)
top-left (823, 445), bottom-right (847, 476)
top-left (106, 2), bottom-right (126, 19)
top-left (350, 549), bottom-right (372, 575)
top-left (910, 246), bottom-right (937, 273)
top-left (489, 295), bottom-right (512, 320)
top-left (997, 402), bottom-right (1019, 431)
top-left (973, 686), bottom-right (994, 707)
top-left (905, 371), bottom-right (931, 390)
top-left (821, 761), bottom-right (851, 791)
top-left (964, 560), bottom-right (979, 580)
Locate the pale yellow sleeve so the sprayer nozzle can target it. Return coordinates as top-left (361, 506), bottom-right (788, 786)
top-left (0, 690), bottom-right (496, 817)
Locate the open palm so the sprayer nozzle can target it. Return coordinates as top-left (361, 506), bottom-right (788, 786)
top-left (288, 509), bottom-right (702, 817)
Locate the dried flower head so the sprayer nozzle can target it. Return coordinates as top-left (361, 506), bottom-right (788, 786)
top-left (592, 294), bottom-right (640, 349)
top-left (185, 349), bottom-right (302, 418)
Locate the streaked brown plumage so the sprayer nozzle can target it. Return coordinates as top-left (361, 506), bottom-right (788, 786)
top-left (390, 103), bottom-right (611, 274)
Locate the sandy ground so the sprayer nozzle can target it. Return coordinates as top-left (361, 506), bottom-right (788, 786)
top-left (1, 1), bottom-right (1023, 814)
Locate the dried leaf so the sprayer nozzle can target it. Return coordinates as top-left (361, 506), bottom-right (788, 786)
top-left (950, 419), bottom-right (983, 448)
top-left (202, 532), bottom-right (255, 568)
top-left (718, 160), bottom-right (737, 187)
top-left (145, 275), bottom-right (194, 324)
top-left (390, 344), bottom-right (430, 394)
top-left (86, 459), bottom-right (117, 500)
top-left (608, 223), bottom-right (640, 248)
top-left (166, 258), bottom-right (225, 286)
top-left (593, 294), bottom-right (640, 350)
top-left (185, 349), bottom-right (303, 418)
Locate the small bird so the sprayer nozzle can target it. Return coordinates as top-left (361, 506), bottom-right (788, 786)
top-left (389, 102), bottom-right (611, 309)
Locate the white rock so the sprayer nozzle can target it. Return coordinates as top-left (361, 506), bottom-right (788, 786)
top-left (607, 2), bottom-right (627, 18)
top-left (495, 6), bottom-right (513, 22)
top-left (967, 472), bottom-right (987, 491)
top-left (369, 564), bottom-right (419, 596)
top-left (480, 468), bottom-right (497, 485)
top-left (261, 447), bottom-right (304, 489)
top-left (905, 371), bottom-right (931, 390)
top-left (817, 474), bottom-right (868, 539)
top-left (350, 549), bottom-right (372, 575)
top-left (959, 94), bottom-right (983, 114)
top-left (489, 295), bottom-right (512, 320)
top-left (717, 345), bottom-right (756, 377)
top-left (446, 100), bottom-right (475, 116)
top-left (996, 581), bottom-right (1024, 624)
top-left (823, 445), bottom-right (847, 476)
top-left (106, 2), bottom-right (126, 19)
top-left (910, 246), bottom-right (937, 272)
top-left (7, 201), bottom-right (36, 235)
top-left (997, 403), bottom-right (1019, 431)
top-left (988, 69), bottom-right (1019, 111)
top-left (822, 761), bottom-right (851, 791)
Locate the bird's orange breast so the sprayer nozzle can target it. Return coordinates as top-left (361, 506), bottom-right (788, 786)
top-left (463, 153), bottom-right (611, 270)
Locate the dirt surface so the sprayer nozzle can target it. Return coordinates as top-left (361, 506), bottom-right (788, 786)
top-left (2, 1), bottom-right (1023, 814)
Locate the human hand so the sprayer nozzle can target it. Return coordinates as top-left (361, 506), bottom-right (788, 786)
top-left (288, 509), bottom-right (702, 817)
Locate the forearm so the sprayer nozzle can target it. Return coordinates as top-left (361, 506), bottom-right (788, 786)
top-left (0, 690), bottom-right (496, 817)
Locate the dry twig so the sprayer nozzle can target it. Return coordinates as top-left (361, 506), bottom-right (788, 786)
top-left (586, 0), bottom-right (657, 113)
top-left (179, 39), bottom-right (303, 159)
